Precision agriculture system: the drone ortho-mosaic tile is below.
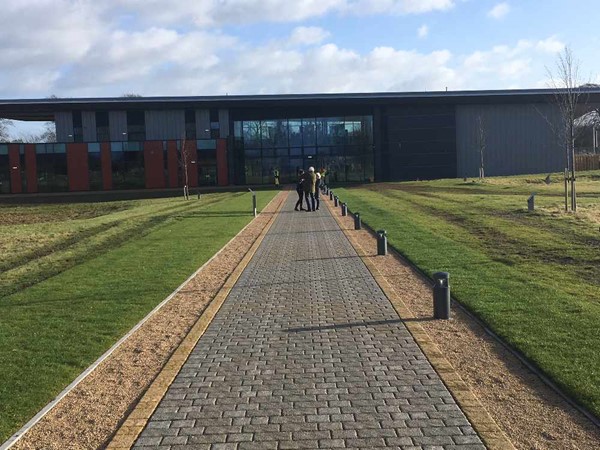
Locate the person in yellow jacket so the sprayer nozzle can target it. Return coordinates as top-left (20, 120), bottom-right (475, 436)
top-left (302, 166), bottom-right (317, 212)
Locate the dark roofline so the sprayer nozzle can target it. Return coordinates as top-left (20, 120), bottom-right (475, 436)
top-left (2, 88), bottom-right (600, 121)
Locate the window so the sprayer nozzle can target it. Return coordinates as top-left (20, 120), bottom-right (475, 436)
top-left (232, 115), bottom-right (374, 184)
top-left (36, 144), bottom-right (68, 192)
top-left (185, 109), bottom-right (196, 140)
top-left (88, 143), bottom-right (103, 190)
top-left (111, 141), bottom-right (145, 189)
top-left (0, 145), bottom-right (9, 194)
top-left (197, 140), bottom-right (217, 186)
top-left (72, 111), bottom-right (83, 142)
top-left (96, 111), bottom-right (110, 142)
top-left (126, 111), bottom-right (146, 141)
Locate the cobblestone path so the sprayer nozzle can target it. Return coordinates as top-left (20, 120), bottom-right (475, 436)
top-left (133, 194), bottom-right (484, 449)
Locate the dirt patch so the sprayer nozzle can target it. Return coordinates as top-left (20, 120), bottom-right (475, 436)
top-left (0, 204), bottom-right (132, 226)
top-left (10, 192), bottom-right (287, 450)
top-left (329, 200), bottom-right (600, 450)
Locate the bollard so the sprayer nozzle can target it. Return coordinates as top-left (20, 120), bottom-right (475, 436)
top-left (376, 230), bottom-right (387, 256)
top-left (334, 196), bottom-right (339, 207)
top-left (248, 188), bottom-right (257, 217)
top-left (354, 212), bottom-right (362, 230)
top-left (432, 272), bottom-right (450, 319)
top-left (528, 193), bottom-right (535, 212)
top-left (341, 202), bottom-right (347, 216)
top-left (329, 191), bottom-right (334, 201)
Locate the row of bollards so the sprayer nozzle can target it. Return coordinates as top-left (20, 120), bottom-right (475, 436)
top-left (328, 191), bottom-right (451, 320)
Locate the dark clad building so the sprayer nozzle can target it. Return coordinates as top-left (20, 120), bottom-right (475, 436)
top-left (0, 88), bottom-right (598, 194)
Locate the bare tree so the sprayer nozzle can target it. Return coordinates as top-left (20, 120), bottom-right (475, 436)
top-left (122, 93), bottom-right (143, 98)
top-left (39, 122), bottom-right (56, 142)
top-left (0, 118), bottom-right (12, 142)
top-left (475, 114), bottom-right (486, 179)
top-left (179, 136), bottom-right (190, 200)
top-left (546, 46), bottom-right (588, 212)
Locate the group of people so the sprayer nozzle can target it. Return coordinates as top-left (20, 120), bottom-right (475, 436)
top-left (295, 166), bottom-right (322, 212)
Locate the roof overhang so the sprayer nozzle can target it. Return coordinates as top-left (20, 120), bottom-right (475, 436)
top-left (2, 88), bottom-right (600, 121)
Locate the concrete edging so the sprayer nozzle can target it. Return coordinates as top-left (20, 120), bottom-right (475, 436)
top-left (106, 191), bottom-right (289, 449)
top-left (324, 194), bottom-right (516, 450)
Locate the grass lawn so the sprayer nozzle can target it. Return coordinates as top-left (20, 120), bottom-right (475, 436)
top-left (333, 170), bottom-right (600, 418)
top-left (0, 190), bottom-right (277, 442)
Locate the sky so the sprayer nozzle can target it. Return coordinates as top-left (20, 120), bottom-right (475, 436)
top-left (2, 0), bottom-right (599, 135)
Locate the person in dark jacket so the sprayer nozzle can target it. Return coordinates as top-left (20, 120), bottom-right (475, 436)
top-left (303, 166), bottom-right (317, 212)
top-left (294, 169), bottom-right (306, 211)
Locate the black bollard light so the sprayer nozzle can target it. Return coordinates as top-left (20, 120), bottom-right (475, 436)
top-left (248, 188), bottom-right (257, 217)
top-left (341, 202), bottom-right (347, 216)
top-left (376, 230), bottom-right (387, 256)
top-left (334, 196), bottom-right (339, 207)
top-left (329, 191), bottom-right (334, 200)
top-left (432, 272), bottom-right (450, 319)
top-left (354, 212), bottom-right (361, 230)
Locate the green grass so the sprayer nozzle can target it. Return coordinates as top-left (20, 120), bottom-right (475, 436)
top-left (333, 170), bottom-right (600, 418)
top-left (0, 191), bottom-right (276, 442)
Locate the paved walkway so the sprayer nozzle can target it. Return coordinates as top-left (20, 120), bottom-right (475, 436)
top-left (133, 194), bottom-right (485, 449)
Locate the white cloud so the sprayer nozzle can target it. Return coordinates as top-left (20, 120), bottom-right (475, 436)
top-left (289, 27), bottom-right (331, 46)
top-left (488, 2), bottom-right (510, 19)
top-left (0, 1), bottom-right (575, 99)
top-left (418, 25), bottom-right (429, 38)
top-left (115, 0), bottom-right (455, 27)
top-left (536, 36), bottom-right (564, 53)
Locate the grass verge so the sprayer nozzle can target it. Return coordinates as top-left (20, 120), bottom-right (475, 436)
top-left (0, 190), bottom-right (276, 442)
top-left (333, 171), bottom-right (600, 418)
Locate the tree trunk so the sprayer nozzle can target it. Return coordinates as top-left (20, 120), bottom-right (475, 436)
top-left (564, 168), bottom-right (568, 212)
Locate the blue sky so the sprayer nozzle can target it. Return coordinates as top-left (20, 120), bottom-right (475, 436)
top-left (1, 0), bottom-right (599, 136)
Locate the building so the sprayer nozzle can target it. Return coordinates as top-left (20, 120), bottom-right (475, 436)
top-left (1, 88), bottom-right (599, 195)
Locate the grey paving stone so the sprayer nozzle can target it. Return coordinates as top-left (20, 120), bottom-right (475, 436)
top-left (132, 195), bottom-right (483, 449)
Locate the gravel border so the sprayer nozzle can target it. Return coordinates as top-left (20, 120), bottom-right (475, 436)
top-left (6, 191), bottom-right (287, 450)
top-left (328, 196), bottom-right (600, 450)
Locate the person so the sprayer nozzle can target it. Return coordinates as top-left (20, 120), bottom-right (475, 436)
top-left (314, 171), bottom-right (321, 210)
top-left (273, 168), bottom-right (280, 187)
top-left (294, 169), bottom-right (305, 211)
top-left (303, 166), bottom-right (317, 212)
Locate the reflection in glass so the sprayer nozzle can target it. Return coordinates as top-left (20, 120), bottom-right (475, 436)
top-left (302, 119), bottom-right (316, 147)
top-left (88, 143), bottom-right (103, 190)
top-left (289, 120), bottom-right (302, 146)
top-left (233, 115), bottom-right (373, 185)
top-left (243, 121), bottom-right (261, 148)
top-left (111, 142), bottom-right (145, 189)
top-left (245, 158), bottom-right (261, 184)
top-left (37, 145), bottom-right (68, 192)
top-left (0, 145), bottom-right (9, 194)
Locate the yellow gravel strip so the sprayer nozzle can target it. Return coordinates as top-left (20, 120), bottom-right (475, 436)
top-left (325, 195), bottom-right (515, 450)
top-left (106, 191), bottom-right (289, 450)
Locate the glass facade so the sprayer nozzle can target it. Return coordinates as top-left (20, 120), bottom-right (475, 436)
top-left (0, 145), bottom-right (9, 193)
top-left (110, 142), bottom-right (145, 189)
top-left (234, 116), bottom-right (374, 184)
top-left (36, 143), bottom-right (68, 192)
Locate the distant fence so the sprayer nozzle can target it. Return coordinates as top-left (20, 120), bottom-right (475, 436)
top-left (575, 154), bottom-right (600, 171)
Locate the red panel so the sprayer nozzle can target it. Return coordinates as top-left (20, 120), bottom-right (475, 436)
top-left (101, 142), bottom-right (112, 190)
top-left (24, 144), bottom-right (37, 193)
top-left (67, 143), bottom-right (89, 191)
top-left (8, 144), bottom-right (22, 194)
top-left (144, 141), bottom-right (166, 189)
top-left (167, 141), bottom-right (178, 188)
top-left (216, 139), bottom-right (228, 186)
top-left (185, 140), bottom-right (198, 188)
